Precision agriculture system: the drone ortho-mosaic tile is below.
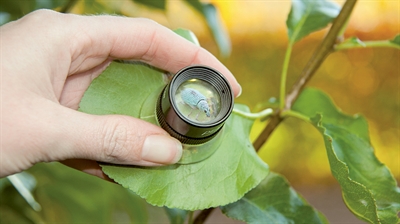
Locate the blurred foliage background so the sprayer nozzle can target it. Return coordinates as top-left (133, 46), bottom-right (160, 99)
top-left (0, 0), bottom-right (399, 223)
top-left (143, 0), bottom-right (399, 186)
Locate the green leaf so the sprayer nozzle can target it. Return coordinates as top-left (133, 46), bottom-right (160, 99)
top-left (184, 1), bottom-right (231, 57)
top-left (36, 163), bottom-right (148, 223)
top-left (79, 61), bottom-right (167, 117)
top-left (79, 30), bottom-right (269, 210)
top-left (82, 0), bottom-right (116, 14)
top-left (97, 103), bottom-right (269, 210)
top-left (164, 207), bottom-right (188, 224)
top-left (390, 34), bottom-right (400, 46)
top-left (0, 0), bottom-right (35, 15)
top-left (292, 88), bottom-right (369, 141)
top-left (78, 65), bottom-right (269, 210)
top-left (293, 88), bottom-right (400, 223)
top-left (174, 28), bottom-right (200, 46)
top-left (221, 172), bottom-right (328, 224)
top-left (0, 179), bottom-right (44, 224)
top-left (0, 0), bottom-right (68, 24)
top-left (35, 0), bottom-right (69, 9)
top-left (286, 0), bottom-right (340, 43)
top-left (1, 163), bottom-right (149, 223)
top-left (133, 0), bottom-right (166, 10)
top-left (7, 172), bottom-right (41, 211)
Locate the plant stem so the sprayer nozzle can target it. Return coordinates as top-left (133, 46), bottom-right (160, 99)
top-left (337, 15), bottom-right (351, 39)
top-left (335, 40), bottom-right (400, 50)
top-left (281, 110), bottom-right (311, 123)
top-left (193, 208), bottom-right (214, 224)
top-left (232, 108), bottom-right (274, 120)
top-left (253, 0), bottom-right (358, 151)
top-left (253, 111), bottom-right (283, 151)
top-left (194, 1), bottom-right (358, 223)
top-left (188, 211), bottom-right (194, 224)
top-left (279, 42), bottom-right (294, 110)
top-left (285, 0), bottom-right (358, 110)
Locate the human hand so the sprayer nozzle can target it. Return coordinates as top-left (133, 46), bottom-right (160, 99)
top-left (0, 9), bottom-right (241, 179)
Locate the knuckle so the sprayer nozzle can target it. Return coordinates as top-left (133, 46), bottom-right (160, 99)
top-left (24, 9), bottom-right (58, 22)
top-left (135, 18), bottom-right (158, 26)
top-left (101, 117), bottom-right (141, 162)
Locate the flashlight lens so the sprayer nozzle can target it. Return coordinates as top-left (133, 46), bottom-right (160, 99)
top-left (175, 79), bottom-right (221, 123)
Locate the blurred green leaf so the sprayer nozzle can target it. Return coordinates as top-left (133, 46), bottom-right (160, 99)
top-left (82, 0), bottom-right (115, 14)
top-left (0, 0), bottom-right (68, 24)
top-left (164, 207), bottom-right (188, 224)
top-left (174, 28), bottom-right (200, 46)
top-left (0, 177), bottom-right (44, 224)
top-left (0, 0), bottom-right (35, 15)
top-left (35, 0), bottom-right (69, 9)
top-left (0, 0), bottom-right (35, 25)
top-left (1, 163), bottom-right (149, 223)
top-left (184, 0), bottom-right (203, 12)
top-left (33, 163), bottom-right (148, 223)
top-left (286, 0), bottom-right (340, 43)
top-left (390, 34), bottom-right (400, 46)
top-left (133, 0), bottom-right (166, 10)
top-left (221, 172), bottom-right (328, 224)
top-left (184, 1), bottom-right (231, 57)
top-left (293, 88), bottom-right (400, 223)
top-left (7, 172), bottom-right (41, 211)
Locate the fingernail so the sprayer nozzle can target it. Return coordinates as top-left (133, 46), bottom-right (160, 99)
top-left (142, 135), bottom-right (182, 164)
top-left (236, 84), bottom-right (242, 98)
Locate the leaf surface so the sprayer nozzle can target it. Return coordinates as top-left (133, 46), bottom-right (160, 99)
top-left (7, 172), bottom-right (41, 211)
top-left (293, 88), bottom-right (400, 223)
top-left (0, 0), bottom-right (67, 25)
top-left (164, 207), bottom-right (188, 224)
top-left (221, 172), bottom-right (328, 224)
top-left (0, 163), bottom-right (148, 223)
top-left (390, 34), bottom-right (400, 46)
top-left (133, 0), bottom-right (166, 10)
top-left (96, 102), bottom-right (269, 210)
top-left (79, 30), bottom-right (269, 210)
top-left (286, 0), bottom-right (340, 43)
top-left (174, 28), bottom-right (200, 46)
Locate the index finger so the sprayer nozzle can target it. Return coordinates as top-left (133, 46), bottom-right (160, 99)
top-left (66, 14), bottom-right (241, 97)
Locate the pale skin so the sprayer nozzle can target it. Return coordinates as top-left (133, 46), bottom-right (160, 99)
top-left (0, 10), bottom-right (241, 179)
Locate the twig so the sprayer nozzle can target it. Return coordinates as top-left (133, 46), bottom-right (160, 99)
top-left (284, 0), bottom-right (358, 110)
top-left (193, 1), bottom-right (358, 223)
top-left (193, 208), bottom-right (214, 224)
top-left (253, 110), bottom-right (283, 151)
top-left (335, 39), bottom-right (400, 50)
top-left (253, 0), bottom-right (358, 150)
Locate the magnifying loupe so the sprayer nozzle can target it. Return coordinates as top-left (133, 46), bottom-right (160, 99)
top-left (156, 65), bottom-right (234, 164)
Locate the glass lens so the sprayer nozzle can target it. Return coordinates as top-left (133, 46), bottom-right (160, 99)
top-left (175, 79), bottom-right (221, 123)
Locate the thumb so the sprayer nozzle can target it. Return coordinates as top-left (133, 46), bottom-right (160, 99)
top-left (48, 108), bottom-right (183, 166)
